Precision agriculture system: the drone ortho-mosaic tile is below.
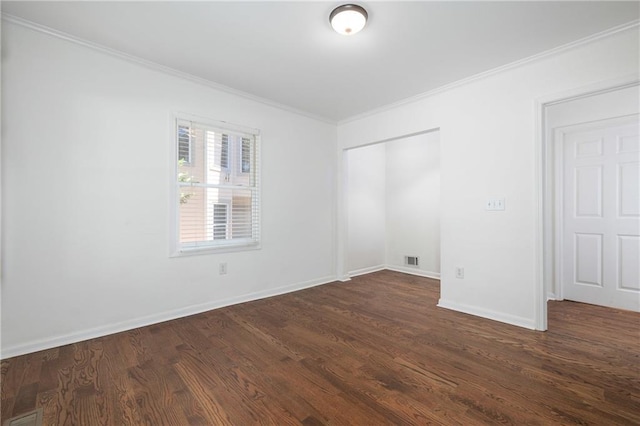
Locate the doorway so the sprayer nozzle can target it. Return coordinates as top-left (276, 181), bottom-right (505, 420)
top-left (344, 130), bottom-right (441, 279)
top-left (541, 82), bottom-right (640, 320)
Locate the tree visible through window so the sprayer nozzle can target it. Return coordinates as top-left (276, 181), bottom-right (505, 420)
top-left (173, 117), bottom-right (260, 254)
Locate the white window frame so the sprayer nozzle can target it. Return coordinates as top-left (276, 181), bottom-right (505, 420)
top-left (170, 113), bottom-right (261, 256)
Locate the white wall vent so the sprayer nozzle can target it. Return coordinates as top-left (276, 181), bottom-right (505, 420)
top-left (405, 256), bottom-right (419, 267)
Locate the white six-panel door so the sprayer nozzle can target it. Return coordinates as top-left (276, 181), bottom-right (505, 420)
top-left (561, 115), bottom-right (640, 312)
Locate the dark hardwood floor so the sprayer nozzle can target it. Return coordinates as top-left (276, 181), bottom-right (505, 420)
top-left (2, 270), bottom-right (639, 425)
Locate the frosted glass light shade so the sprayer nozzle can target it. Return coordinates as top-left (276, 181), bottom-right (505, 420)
top-left (330, 4), bottom-right (368, 35)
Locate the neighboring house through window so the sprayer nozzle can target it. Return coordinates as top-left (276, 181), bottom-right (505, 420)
top-left (220, 134), bottom-right (229, 170)
top-left (177, 125), bottom-right (192, 165)
top-left (172, 115), bottom-right (260, 255)
top-left (241, 137), bottom-right (251, 173)
top-left (212, 203), bottom-right (229, 240)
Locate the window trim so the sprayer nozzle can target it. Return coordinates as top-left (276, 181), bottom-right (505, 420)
top-left (169, 112), bottom-right (261, 257)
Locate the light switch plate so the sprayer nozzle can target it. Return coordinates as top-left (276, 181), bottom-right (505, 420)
top-left (486, 197), bottom-right (505, 211)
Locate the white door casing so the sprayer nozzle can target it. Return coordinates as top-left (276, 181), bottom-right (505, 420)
top-left (558, 115), bottom-right (640, 311)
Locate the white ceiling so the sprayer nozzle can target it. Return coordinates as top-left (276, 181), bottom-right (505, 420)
top-left (2, 1), bottom-right (638, 122)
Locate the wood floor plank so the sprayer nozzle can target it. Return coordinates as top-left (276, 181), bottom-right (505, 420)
top-left (2, 270), bottom-right (639, 425)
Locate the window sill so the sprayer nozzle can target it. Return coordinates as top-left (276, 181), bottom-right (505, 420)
top-left (170, 241), bottom-right (261, 257)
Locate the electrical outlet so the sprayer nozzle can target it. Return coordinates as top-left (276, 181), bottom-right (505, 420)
top-left (455, 267), bottom-right (464, 279)
top-left (219, 262), bottom-right (228, 275)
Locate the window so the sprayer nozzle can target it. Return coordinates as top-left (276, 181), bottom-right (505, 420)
top-left (173, 116), bottom-right (260, 254)
top-left (241, 137), bottom-right (251, 173)
top-left (177, 125), bottom-right (192, 164)
top-left (212, 203), bottom-right (228, 240)
top-left (220, 134), bottom-right (229, 170)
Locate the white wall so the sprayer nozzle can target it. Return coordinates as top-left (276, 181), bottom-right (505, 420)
top-left (346, 131), bottom-right (440, 278)
top-left (338, 26), bottom-right (640, 329)
top-left (386, 132), bottom-right (440, 276)
top-left (346, 143), bottom-right (386, 274)
top-left (1, 21), bottom-right (337, 357)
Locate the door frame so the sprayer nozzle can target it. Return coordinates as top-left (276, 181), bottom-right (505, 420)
top-left (534, 74), bottom-right (639, 331)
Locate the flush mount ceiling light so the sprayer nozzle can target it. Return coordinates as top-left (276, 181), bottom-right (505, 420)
top-left (330, 4), bottom-right (368, 36)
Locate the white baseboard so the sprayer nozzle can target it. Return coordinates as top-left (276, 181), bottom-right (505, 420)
top-left (348, 264), bottom-right (387, 277)
top-left (437, 298), bottom-right (536, 330)
top-left (1, 275), bottom-right (337, 359)
top-left (385, 265), bottom-right (441, 280)
top-left (347, 265), bottom-right (440, 280)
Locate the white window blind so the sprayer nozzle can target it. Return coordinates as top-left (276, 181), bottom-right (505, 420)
top-left (174, 117), bottom-right (260, 254)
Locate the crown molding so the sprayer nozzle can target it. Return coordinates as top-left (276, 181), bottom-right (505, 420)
top-left (1, 13), bottom-right (337, 126)
top-left (339, 19), bottom-right (640, 125)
